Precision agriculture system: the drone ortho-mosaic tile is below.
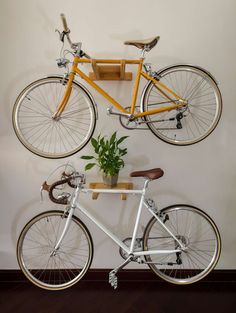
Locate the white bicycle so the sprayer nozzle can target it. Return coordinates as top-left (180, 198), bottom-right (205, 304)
top-left (17, 166), bottom-right (221, 290)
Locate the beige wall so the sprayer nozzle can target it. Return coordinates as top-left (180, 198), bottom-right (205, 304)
top-left (0, 0), bottom-right (236, 269)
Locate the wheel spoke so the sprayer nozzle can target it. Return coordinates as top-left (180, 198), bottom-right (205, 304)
top-left (143, 66), bottom-right (221, 145)
top-left (143, 205), bottom-right (220, 284)
top-left (13, 78), bottom-right (96, 158)
top-left (17, 211), bottom-right (93, 290)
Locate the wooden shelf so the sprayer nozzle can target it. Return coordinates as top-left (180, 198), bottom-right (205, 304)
top-left (89, 59), bottom-right (132, 81)
top-left (89, 182), bottom-right (133, 200)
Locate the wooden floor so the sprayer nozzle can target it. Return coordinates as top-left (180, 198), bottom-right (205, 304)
top-left (0, 280), bottom-right (235, 313)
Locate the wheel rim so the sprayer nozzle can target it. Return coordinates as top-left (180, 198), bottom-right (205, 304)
top-left (143, 205), bottom-right (221, 284)
top-left (143, 67), bottom-right (222, 145)
top-left (13, 78), bottom-right (96, 158)
top-left (17, 211), bottom-right (93, 290)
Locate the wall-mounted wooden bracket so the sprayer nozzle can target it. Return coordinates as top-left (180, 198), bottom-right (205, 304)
top-left (89, 59), bottom-right (132, 81)
top-left (89, 182), bottom-right (133, 200)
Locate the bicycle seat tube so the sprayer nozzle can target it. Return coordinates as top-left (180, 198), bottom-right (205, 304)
top-left (129, 179), bottom-right (149, 253)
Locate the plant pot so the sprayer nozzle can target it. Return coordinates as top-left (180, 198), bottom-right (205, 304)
top-left (102, 174), bottom-right (119, 187)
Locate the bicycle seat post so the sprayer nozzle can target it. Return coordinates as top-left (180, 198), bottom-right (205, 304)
top-left (140, 48), bottom-right (147, 59)
top-left (143, 178), bottom-right (151, 190)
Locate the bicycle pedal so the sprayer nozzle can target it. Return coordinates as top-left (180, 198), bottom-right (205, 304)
top-left (109, 271), bottom-right (118, 289)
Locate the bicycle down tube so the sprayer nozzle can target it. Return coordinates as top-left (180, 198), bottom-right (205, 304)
top-left (53, 56), bottom-right (187, 119)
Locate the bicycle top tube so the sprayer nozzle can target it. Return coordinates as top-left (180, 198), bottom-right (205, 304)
top-left (81, 186), bottom-right (143, 195)
top-left (46, 167), bottom-right (164, 205)
top-left (82, 168), bottom-right (164, 195)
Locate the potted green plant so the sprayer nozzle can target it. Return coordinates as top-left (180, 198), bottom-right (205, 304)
top-left (81, 132), bottom-right (129, 186)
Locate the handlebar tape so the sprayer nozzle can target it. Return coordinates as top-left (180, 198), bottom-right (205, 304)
top-left (49, 177), bottom-right (72, 204)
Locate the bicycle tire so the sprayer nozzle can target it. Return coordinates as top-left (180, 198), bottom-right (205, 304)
top-left (143, 204), bottom-right (221, 284)
top-left (13, 76), bottom-right (97, 158)
top-left (141, 65), bottom-right (222, 145)
top-left (17, 210), bottom-right (93, 290)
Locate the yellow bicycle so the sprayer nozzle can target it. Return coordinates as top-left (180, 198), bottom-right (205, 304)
top-left (13, 14), bottom-right (222, 158)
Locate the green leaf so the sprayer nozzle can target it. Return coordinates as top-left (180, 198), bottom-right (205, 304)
top-left (119, 148), bottom-right (127, 156)
top-left (85, 163), bottom-right (96, 171)
top-left (117, 136), bottom-right (129, 145)
top-left (105, 140), bottom-right (109, 150)
top-left (100, 137), bottom-right (105, 148)
top-left (91, 138), bottom-right (98, 149)
top-left (95, 145), bottom-right (100, 154)
top-left (110, 132), bottom-right (117, 145)
top-left (81, 155), bottom-right (94, 160)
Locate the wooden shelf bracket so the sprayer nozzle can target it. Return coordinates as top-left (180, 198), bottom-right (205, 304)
top-left (89, 59), bottom-right (132, 81)
top-left (88, 182), bottom-right (133, 200)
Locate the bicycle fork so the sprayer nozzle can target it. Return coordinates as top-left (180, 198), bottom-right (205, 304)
top-left (50, 186), bottom-right (79, 256)
top-left (52, 70), bottom-right (76, 120)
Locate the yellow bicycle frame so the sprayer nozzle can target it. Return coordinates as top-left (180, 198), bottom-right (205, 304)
top-left (54, 56), bottom-right (186, 118)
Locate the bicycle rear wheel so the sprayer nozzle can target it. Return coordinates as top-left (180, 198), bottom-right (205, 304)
top-left (143, 205), bottom-right (221, 284)
top-left (13, 77), bottom-right (97, 158)
top-left (17, 210), bottom-right (93, 290)
top-left (141, 65), bottom-right (222, 145)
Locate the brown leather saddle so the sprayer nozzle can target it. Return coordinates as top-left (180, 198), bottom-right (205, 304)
top-left (130, 168), bottom-right (164, 180)
top-left (124, 36), bottom-right (160, 51)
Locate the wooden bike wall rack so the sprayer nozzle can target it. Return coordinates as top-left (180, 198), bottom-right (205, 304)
top-left (89, 182), bottom-right (134, 200)
top-left (89, 59), bottom-right (133, 81)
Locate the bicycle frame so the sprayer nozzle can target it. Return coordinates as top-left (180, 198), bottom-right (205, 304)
top-left (54, 56), bottom-right (187, 119)
top-left (55, 179), bottom-right (184, 259)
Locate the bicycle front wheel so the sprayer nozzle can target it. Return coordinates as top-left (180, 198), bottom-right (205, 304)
top-left (17, 210), bottom-right (93, 290)
top-left (143, 205), bottom-right (221, 284)
top-left (141, 65), bottom-right (222, 145)
top-left (13, 77), bottom-right (97, 158)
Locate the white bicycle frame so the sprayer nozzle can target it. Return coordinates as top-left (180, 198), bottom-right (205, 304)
top-left (54, 178), bottom-right (185, 258)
